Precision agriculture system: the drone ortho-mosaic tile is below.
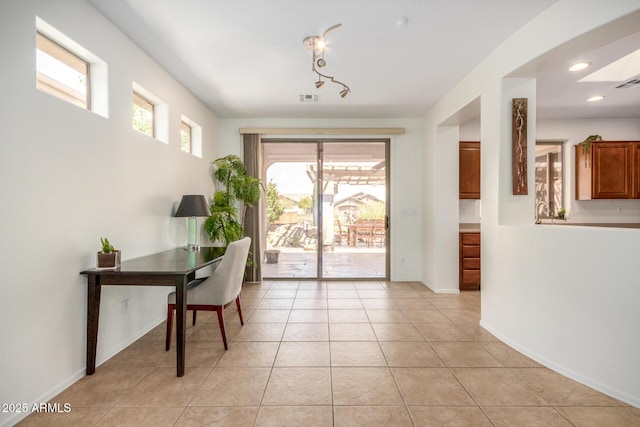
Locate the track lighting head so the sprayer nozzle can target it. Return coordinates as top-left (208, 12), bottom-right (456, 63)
top-left (303, 23), bottom-right (351, 99)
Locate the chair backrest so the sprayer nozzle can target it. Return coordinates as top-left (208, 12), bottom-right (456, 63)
top-left (200, 236), bottom-right (251, 305)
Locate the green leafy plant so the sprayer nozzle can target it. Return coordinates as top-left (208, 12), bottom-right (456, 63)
top-left (266, 180), bottom-right (284, 223)
top-left (580, 134), bottom-right (602, 167)
top-left (557, 208), bottom-right (566, 220)
top-left (100, 237), bottom-right (115, 253)
top-left (204, 154), bottom-right (262, 246)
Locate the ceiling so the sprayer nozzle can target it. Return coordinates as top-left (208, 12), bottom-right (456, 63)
top-left (88, 0), bottom-right (639, 120)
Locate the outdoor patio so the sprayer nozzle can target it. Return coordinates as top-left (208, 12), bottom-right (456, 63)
top-left (261, 247), bottom-right (386, 279)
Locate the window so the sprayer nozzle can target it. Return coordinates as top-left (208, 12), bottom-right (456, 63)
top-left (180, 115), bottom-right (202, 157)
top-left (132, 91), bottom-right (154, 137)
top-left (35, 17), bottom-right (108, 117)
top-left (535, 142), bottom-right (564, 218)
top-left (36, 32), bottom-right (89, 108)
top-left (180, 120), bottom-right (192, 153)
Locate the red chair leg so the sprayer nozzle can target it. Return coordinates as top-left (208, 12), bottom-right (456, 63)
top-left (236, 296), bottom-right (244, 325)
top-left (166, 304), bottom-right (174, 351)
top-left (216, 306), bottom-right (228, 350)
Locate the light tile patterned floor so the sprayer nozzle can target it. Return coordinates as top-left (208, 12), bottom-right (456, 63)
top-left (19, 281), bottom-right (640, 426)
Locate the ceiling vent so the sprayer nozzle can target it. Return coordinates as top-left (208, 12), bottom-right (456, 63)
top-left (615, 78), bottom-right (640, 89)
top-left (299, 94), bottom-right (320, 103)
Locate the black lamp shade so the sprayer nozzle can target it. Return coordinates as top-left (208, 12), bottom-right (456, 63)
top-left (175, 195), bottom-right (209, 217)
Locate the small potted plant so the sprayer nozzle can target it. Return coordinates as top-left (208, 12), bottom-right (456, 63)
top-left (557, 208), bottom-right (566, 220)
top-left (97, 237), bottom-right (120, 269)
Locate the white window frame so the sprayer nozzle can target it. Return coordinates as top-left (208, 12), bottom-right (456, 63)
top-left (132, 82), bottom-right (168, 143)
top-left (36, 17), bottom-right (108, 118)
top-left (180, 115), bottom-right (203, 158)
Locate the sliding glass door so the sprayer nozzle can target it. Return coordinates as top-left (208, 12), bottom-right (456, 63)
top-left (261, 139), bottom-right (388, 279)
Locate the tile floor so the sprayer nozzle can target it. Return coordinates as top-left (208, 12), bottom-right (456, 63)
top-left (19, 281), bottom-right (640, 426)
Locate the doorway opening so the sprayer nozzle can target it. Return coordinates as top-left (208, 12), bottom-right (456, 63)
top-left (261, 139), bottom-right (389, 279)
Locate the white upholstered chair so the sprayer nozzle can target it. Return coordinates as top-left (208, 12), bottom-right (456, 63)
top-left (165, 236), bottom-right (251, 350)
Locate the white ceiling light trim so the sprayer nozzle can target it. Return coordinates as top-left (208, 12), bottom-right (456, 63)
top-left (568, 62), bottom-right (590, 72)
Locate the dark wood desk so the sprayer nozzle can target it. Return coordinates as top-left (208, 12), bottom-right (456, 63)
top-left (81, 246), bottom-right (226, 377)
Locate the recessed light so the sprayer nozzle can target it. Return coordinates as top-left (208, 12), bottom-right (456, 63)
top-left (587, 95), bottom-right (605, 102)
top-left (569, 62), bottom-right (590, 72)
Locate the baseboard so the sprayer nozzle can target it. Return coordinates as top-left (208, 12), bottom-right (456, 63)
top-left (0, 315), bottom-right (166, 427)
top-left (420, 280), bottom-right (460, 294)
top-left (479, 320), bottom-right (640, 409)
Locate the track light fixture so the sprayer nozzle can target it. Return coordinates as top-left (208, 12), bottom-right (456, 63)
top-left (303, 23), bottom-right (351, 98)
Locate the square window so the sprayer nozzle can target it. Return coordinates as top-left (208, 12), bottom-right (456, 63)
top-left (36, 32), bottom-right (89, 109)
top-left (180, 121), bottom-right (192, 153)
top-left (132, 91), bottom-right (154, 137)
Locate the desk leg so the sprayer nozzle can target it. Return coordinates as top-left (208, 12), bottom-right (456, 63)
top-left (175, 276), bottom-right (187, 377)
top-left (86, 275), bottom-right (101, 375)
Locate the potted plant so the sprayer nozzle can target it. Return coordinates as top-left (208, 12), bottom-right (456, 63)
top-left (204, 154), bottom-right (262, 246)
top-left (578, 134), bottom-right (602, 167)
top-left (557, 208), bottom-right (566, 220)
top-left (97, 237), bottom-right (120, 269)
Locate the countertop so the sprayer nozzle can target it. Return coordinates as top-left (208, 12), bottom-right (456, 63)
top-left (459, 223), bottom-right (481, 233)
top-left (538, 222), bottom-right (640, 229)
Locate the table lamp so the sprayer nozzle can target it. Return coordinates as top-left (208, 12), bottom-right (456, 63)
top-left (175, 195), bottom-right (210, 250)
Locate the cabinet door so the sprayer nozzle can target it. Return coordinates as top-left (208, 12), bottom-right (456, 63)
top-left (592, 143), bottom-right (633, 199)
top-left (634, 143), bottom-right (640, 199)
top-left (460, 142), bottom-right (481, 199)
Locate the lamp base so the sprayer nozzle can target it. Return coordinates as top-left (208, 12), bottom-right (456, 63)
top-left (186, 216), bottom-right (198, 250)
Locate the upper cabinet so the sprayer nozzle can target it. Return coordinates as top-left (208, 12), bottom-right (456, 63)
top-left (575, 141), bottom-right (640, 200)
top-left (460, 141), bottom-right (480, 199)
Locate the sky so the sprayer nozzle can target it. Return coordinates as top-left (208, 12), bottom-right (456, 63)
top-left (267, 162), bottom-right (386, 201)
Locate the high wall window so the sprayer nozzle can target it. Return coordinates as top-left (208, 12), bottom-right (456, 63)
top-left (180, 120), bottom-right (192, 153)
top-left (131, 82), bottom-right (168, 143)
top-left (180, 115), bottom-right (203, 157)
top-left (535, 142), bottom-right (564, 218)
top-left (132, 91), bottom-right (154, 137)
top-left (36, 32), bottom-right (89, 108)
top-left (36, 17), bottom-right (108, 117)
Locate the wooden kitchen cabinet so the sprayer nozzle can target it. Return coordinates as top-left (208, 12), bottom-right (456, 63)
top-left (459, 232), bottom-right (480, 290)
top-left (575, 141), bottom-right (639, 200)
top-left (634, 143), bottom-right (640, 199)
top-left (460, 141), bottom-right (480, 199)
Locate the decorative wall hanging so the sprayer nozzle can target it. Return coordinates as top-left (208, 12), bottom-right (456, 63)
top-left (303, 23), bottom-right (351, 98)
top-left (512, 98), bottom-right (528, 195)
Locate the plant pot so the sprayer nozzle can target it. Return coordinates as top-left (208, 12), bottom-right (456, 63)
top-left (97, 250), bottom-right (121, 269)
top-left (265, 249), bottom-right (280, 264)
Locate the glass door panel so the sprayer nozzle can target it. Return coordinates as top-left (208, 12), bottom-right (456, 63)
top-left (322, 141), bottom-right (387, 278)
top-left (261, 139), bottom-right (388, 279)
top-left (262, 142), bottom-right (318, 278)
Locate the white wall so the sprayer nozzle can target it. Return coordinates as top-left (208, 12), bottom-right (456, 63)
top-left (421, 0), bottom-right (640, 407)
top-left (538, 117), bottom-right (640, 223)
top-left (218, 118), bottom-right (422, 281)
top-left (0, 1), bottom-right (218, 425)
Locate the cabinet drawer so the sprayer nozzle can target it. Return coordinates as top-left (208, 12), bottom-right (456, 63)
top-left (462, 246), bottom-right (480, 258)
top-left (462, 233), bottom-right (480, 245)
top-left (463, 258), bottom-right (480, 270)
top-left (462, 270), bottom-right (481, 284)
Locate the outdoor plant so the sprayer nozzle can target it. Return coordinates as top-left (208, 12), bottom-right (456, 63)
top-left (204, 154), bottom-right (262, 246)
top-left (266, 180), bottom-right (284, 223)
